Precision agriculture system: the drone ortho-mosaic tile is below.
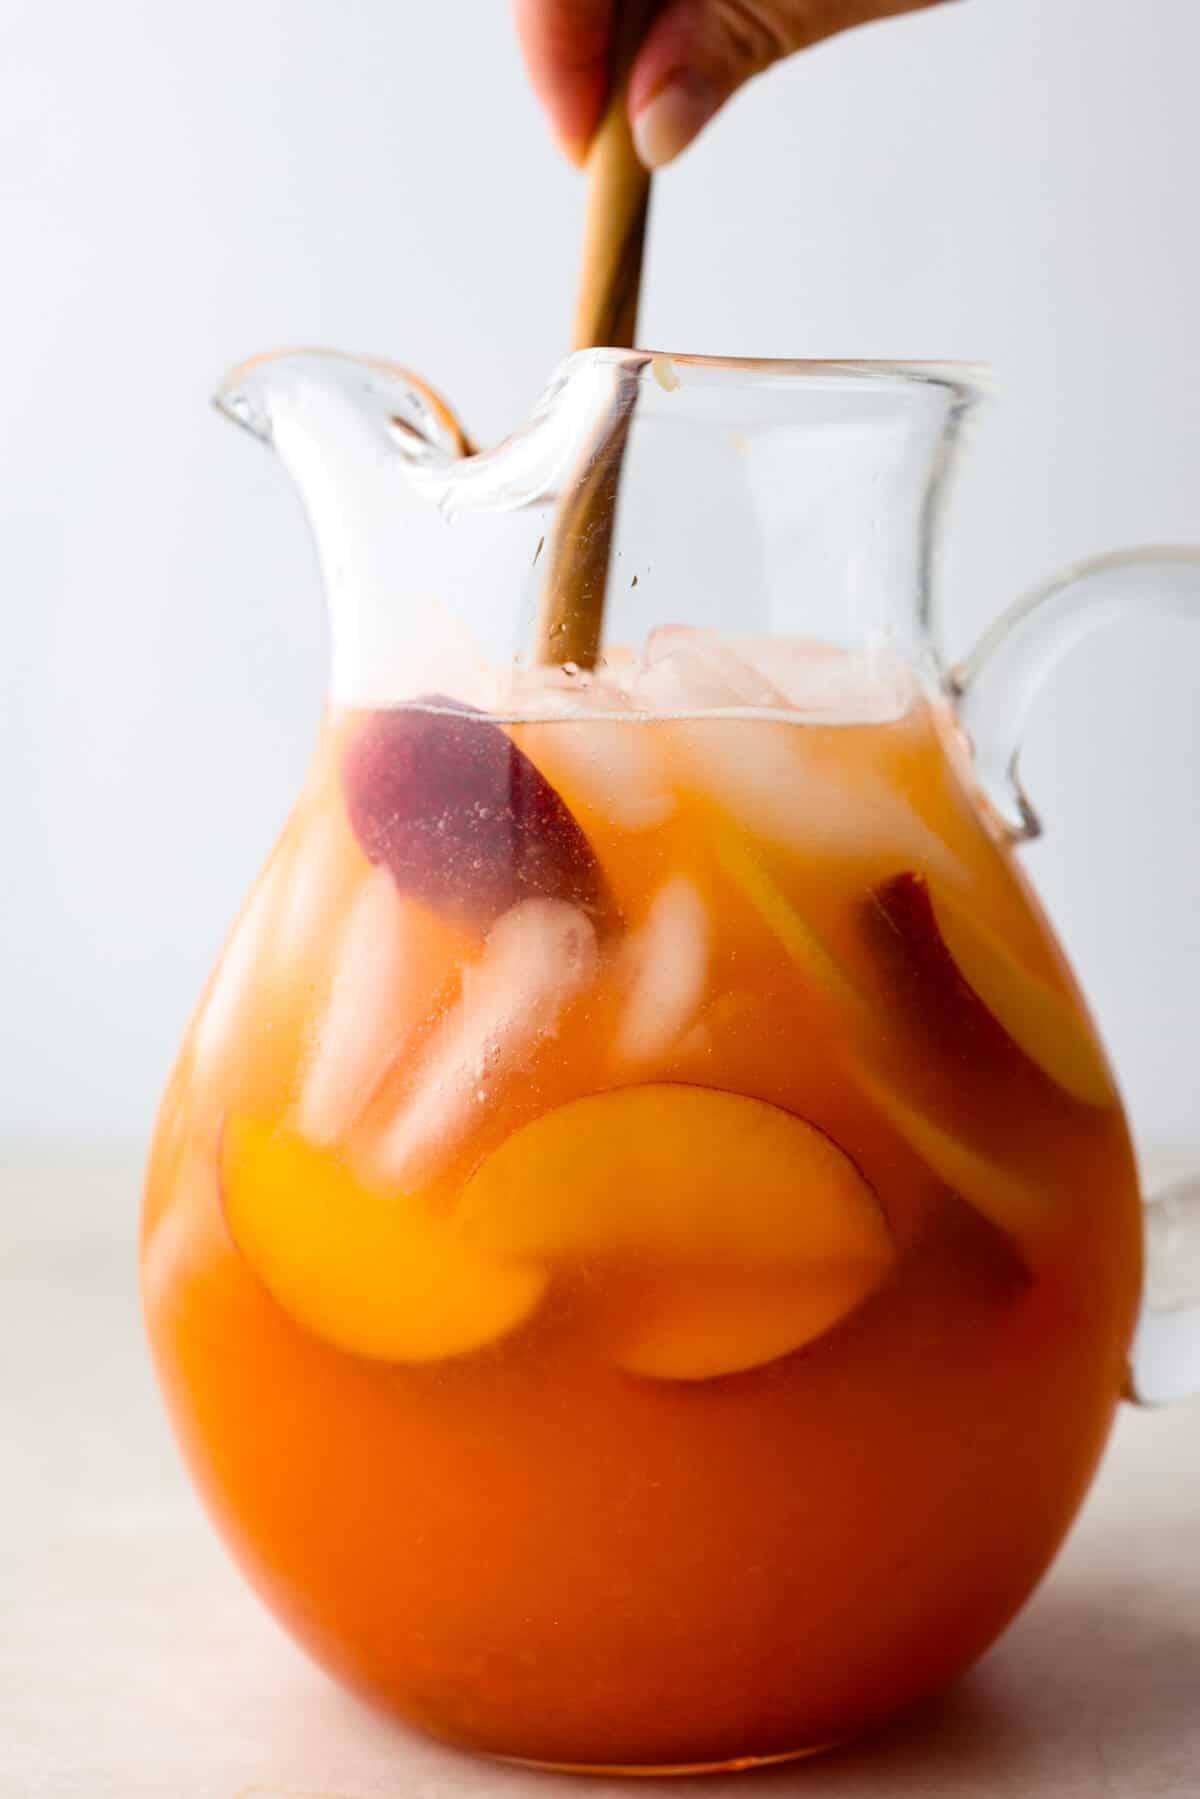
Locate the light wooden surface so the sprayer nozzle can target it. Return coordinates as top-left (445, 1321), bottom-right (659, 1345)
top-left (5, 1149), bottom-right (1199, 1799)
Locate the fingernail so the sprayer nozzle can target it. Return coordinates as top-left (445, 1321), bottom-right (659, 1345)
top-left (632, 70), bottom-right (719, 170)
top-left (560, 131), bottom-right (591, 169)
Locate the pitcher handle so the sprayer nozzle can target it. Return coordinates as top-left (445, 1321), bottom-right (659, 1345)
top-left (951, 546), bottom-right (1200, 1405)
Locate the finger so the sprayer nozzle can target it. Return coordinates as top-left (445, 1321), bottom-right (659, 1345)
top-left (513, 0), bottom-right (616, 163)
top-left (628, 0), bottom-right (947, 169)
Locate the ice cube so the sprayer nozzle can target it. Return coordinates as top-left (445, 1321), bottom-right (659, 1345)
top-left (504, 659), bottom-right (677, 832)
top-left (636, 627), bottom-right (914, 725)
top-left (297, 865), bottom-right (436, 1147)
top-left (191, 853), bottom-right (286, 1076)
top-left (736, 638), bottom-right (915, 724)
top-left (499, 659), bottom-right (631, 720)
top-left (615, 875), bottom-right (710, 1064)
top-left (670, 713), bottom-right (963, 880)
top-left (637, 624), bottom-right (788, 713)
top-left (669, 715), bottom-right (813, 833)
top-left (597, 642), bottom-right (640, 682)
top-left (516, 714), bottom-right (676, 833)
top-left (272, 811), bottom-right (350, 970)
top-left (363, 897), bottom-right (598, 1190)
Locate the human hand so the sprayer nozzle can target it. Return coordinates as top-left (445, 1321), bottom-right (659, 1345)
top-left (514, 0), bottom-right (949, 170)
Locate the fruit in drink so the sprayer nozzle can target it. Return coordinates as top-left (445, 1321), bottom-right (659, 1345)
top-left (342, 700), bottom-right (611, 929)
top-left (221, 1117), bottom-right (547, 1362)
top-left (143, 664), bottom-right (1141, 1772)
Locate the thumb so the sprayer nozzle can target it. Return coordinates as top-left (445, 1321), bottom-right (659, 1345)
top-left (628, 0), bottom-right (944, 169)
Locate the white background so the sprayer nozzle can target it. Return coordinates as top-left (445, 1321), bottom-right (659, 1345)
top-left (2, 0), bottom-right (1197, 1163)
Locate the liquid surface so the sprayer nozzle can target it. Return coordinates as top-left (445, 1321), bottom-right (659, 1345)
top-left (142, 643), bottom-right (1141, 1769)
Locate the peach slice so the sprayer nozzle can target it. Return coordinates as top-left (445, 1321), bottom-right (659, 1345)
top-left (341, 701), bottom-right (612, 930)
top-left (711, 854), bottom-right (1050, 1247)
top-left (867, 871), bottom-right (1112, 1109)
top-left (457, 1086), bottom-right (889, 1264)
top-left (853, 1066), bottom-right (1046, 1243)
top-left (929, 885), bottom-right (1113, 1108)
top-left (220, 1118), bottom-right (546, 1363)
top-left (456, 1085), bottom-right (893, 1376)
top-left (710, 829), bottom-right (866, 1017)
top-left (618, 1265), bottom-right (883, 1381)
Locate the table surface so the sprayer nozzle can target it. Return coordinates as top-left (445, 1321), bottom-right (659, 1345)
top-left (6, 1149), bottom-right (1199, 1799)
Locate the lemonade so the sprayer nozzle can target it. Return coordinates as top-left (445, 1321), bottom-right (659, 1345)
top-left (141, 634), bottom-right (1141, 1770)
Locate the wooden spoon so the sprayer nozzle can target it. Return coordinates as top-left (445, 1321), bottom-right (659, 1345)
top-left (534, 0), bottom-right (660, 669)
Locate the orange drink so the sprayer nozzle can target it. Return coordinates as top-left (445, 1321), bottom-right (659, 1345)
top-left (142, 663), bottom-right (1140, 1770)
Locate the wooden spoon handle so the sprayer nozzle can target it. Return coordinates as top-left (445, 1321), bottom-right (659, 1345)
top-left (534, 364), bottom-right (642, 669)
top-left (536, 0), bottom-right (659, 668)
top-left (571, 0), bottom-right (660, 351)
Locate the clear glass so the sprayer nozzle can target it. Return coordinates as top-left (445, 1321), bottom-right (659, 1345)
top-left (141, 349), bottom-right (1199, 1774)
top-left (951, 544), bottom-right (1200, 1404)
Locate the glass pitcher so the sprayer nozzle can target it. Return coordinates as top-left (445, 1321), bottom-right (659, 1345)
top-left (141, 348), bottom-right (1200, 1775)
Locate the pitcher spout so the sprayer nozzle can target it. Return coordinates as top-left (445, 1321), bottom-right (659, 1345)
top-left (214, 349), bottom-right (503, 706)
top-left (215, 347), bottom-right (474, 461)
top-left (211, 345), bottom-right (651, 708)
top-left (212, 347), bottom-right (982, 711)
